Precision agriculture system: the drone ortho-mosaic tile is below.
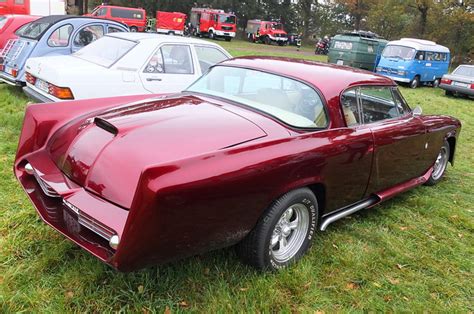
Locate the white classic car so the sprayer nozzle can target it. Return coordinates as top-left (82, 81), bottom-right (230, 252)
top-left (22, 33), bottom-right (232, 102)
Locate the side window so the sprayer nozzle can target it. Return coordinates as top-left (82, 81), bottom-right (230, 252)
top-left (47, 24), bottom-right (73, 47)
top-left (391, 88), bottom-right (411, 116)
top-left (108, 26), bottom-right (125, 33)
top-left (341, 88), bottom-right (361, 127)
top-left (194, 46), bottom-right (228, 73)
top-left (161, 45), bottom-right (193, 74)
top-left (73, 25), bottom-right (104, 47)
top-left (359, 86), bottom-right (399, 123)
top-left (415, 51), bottom-right (424, 61)
top-left (425, 51), bottom-right (435, 61)
top-left (143, 49), bottom-right (164, 73)
top-left (144, 45), bottom-right (193, 74)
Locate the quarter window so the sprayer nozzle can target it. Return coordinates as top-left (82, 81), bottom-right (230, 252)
top-left (108, 26), bottom-right (125, 33)
top-left (392, 89), bottom-right (411, 116)
top-left (73, 25), bottom-right (104, 47)
top-left (144, 45), bottom-right (193, 74)
top-left (47, 24), bottom-right (73, 47)
top-left (341, 89), bottom-right (361, 127)
top-left (194, 46), bottom-right (228, 73)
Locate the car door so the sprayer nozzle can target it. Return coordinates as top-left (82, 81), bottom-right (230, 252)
top-left (356, 86), bottom-right (427, 194)
top-left (139, 44), bottom-right (198, 94)
top-left (193, 44), bottom-right (230, 75)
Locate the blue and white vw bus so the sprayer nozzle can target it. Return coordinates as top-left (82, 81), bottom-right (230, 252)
top-left (376, 38), bottom-right (450, 88)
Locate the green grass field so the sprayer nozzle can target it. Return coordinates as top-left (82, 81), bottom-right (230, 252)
top-left (0, 40), bottom-right (473, 312)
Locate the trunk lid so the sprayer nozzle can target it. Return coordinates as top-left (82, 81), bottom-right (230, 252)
top-left (51, 95), bottom-right (267, 208)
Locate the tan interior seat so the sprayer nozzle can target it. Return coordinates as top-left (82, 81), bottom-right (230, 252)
top-left (343, 106), bottom-right (358, 126)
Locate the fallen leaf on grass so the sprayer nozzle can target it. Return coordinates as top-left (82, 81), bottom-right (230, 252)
top-left (138, 285), bottom-right (144, 293)
top-left (239, 287), bottom-right (249, 291)
top-left (396, 264), bottom-right (407, 270)
top-left (65, 291), bottom-right (74, 299)
top-left (332, 243), bottom-right (339, 249)
top-left (142, 308), bottom-right (150, 314)
top-left (315, 311), bottom-right (325, 314)
top-left (178, 301), bottom-right (190, 308)
top-left (384, 295), bottom-right (392, 302)
top-left (388, 278), bottom-right (400, 285)
top-left (204, 268), bottom-right (210, 275)
top-left (458, 233), bottom-right (463, 238)
top-left (303, 281), bottom-right (312, 289)
top-left (163, 306), bottom-right (171, 314)
top-left (373, 282), bottom-right (382, 288)
top-left (399, 226), bottom-right (408, 231)
top-left (403, 296), bottom-right (409, 301)
top-left (346, 282), bottom-right (360, 290)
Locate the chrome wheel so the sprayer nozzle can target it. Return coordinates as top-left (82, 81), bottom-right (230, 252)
top-left (270, 204), bottom-right (309, 263)
top-left (432, 145), bottom-right (449, 180)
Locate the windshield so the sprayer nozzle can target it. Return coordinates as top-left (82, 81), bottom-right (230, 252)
top-left (382, 45), bottom-right (416, 60)
top-left (186, 66), bottom-right (328, 129)
top-left (271, 23), bottom-right (283, 30)
top-left (219, 14), bottom-right (236, 24)
top-left (0, 16), bottom-right (7, 32)
top-left (16, 21), bottom-right (51, 39)
top-left (454, 65), bottom-right (474, 77)
top-left (73, 36), bottom-right (136, 67)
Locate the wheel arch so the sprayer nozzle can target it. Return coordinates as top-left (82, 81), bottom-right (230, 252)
top-left (446, 136), bottom-right (456, 165)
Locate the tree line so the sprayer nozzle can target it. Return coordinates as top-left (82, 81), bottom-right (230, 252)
top-left (88, 0), bottom-right (472, 63)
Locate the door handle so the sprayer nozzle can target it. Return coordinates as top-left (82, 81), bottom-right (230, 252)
top-left (146, 78), bottom-right (162, 82)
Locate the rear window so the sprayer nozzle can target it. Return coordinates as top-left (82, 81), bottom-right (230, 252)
top-left (73, 35), bottom-right (136, 67)
top-left (454, 66), bottom-right (474, 77)
top-left (16, 21), bottom-right (51, 39)
top-left (111, 8), bottom-right (144, 20)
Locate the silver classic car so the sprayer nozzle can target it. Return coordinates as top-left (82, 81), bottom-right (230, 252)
top-left (440, 64), bottom-right (474, 98)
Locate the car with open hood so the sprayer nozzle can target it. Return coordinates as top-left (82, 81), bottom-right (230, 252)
top-left (0, 15), bottom-right (128, 86)
top-left (22, 32), bottom-right (231, 102)
top-left (14, 57), bottom-right (461, 272)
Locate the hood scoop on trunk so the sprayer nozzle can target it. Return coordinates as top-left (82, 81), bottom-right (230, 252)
top-left (94, 117), bottom-right (118, 135)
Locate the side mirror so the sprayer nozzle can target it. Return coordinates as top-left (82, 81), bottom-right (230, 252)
top-left (413, 106), bottom-right (422, 117)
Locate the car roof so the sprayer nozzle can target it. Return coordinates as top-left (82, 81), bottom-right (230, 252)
top-left (107, 32), bottom-right (225, 47)
top-left (218, 56), bottom-right (395, 98)
top-left (387, 38), bottom-right (450, 53)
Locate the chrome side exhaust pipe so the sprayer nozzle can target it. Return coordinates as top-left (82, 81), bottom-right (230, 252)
top-left (319, 197), bottom-right (379, 231)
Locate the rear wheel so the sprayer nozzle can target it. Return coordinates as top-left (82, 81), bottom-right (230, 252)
top-left (225, 36), bottom-right (232, 42)
top-left (445, 90), bottom-right (454, 97)
top-left (209, 30), bottom-right (215, 39)
top-left (168, 31), bottom-right (175, 36)
top-left (130, 26), bottom-right (138, 32)
top-left (264, 36), bottom-right (271, 45)
top-left (410, 76), bottom-right (420, 89)
top-left (425, 140), bottom-right (450, 186)
top-left (433, 78), bottom-right (440, 88)
top-left (237, 188), bottom-right (318, 271)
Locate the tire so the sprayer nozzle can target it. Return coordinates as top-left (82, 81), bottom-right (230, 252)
top-left (264, 36), bottom-right (271, 45)
top-left (130, 26), bottom-right (138, 32)
top-left (225, 36), bottom-right (232, 42)
top-left (278, 41), bottom-right (284, 46)
top-left (209, 30), bottom-right (215, 40)
top-left (168, 31), bottom-right (175, 36)
top-left (425, 140), bottom-right (450, 186)
top-left (445, 90), bottom-right (454, 97)
top-left (237, 188), bottom-right (318, 271)
top-left (410, 76), bottom-right (420, 89)
top-left (433, 78), bottom-right (440, 88)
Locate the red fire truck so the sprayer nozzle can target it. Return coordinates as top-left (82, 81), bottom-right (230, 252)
top-left (190, 8), bottom-right (236, 42)
top-left (156, 11), bottom-right (186, 36)
top-left (246, 20), bottom-right (288, 46)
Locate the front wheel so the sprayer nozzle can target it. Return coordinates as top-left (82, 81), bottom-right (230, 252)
top-left (410, 76), bottom-right (420, 89)
top-left (237, 188), bottom-right (318, 271)
top-left (130, 26), bottom-right (138, 32)
top-left (425, 140), bottom-right (450, 186)
top-left (209, 30), bottom-right (215, 39)
top-left (225, 36), bottom-right (232, 42)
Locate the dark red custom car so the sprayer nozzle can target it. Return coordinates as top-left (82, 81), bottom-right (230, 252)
top-left (14, 57), bottom-right (461, 271)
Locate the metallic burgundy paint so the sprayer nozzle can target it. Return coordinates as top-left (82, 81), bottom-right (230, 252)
top-left (14, 58), bottom-right (461, 271)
